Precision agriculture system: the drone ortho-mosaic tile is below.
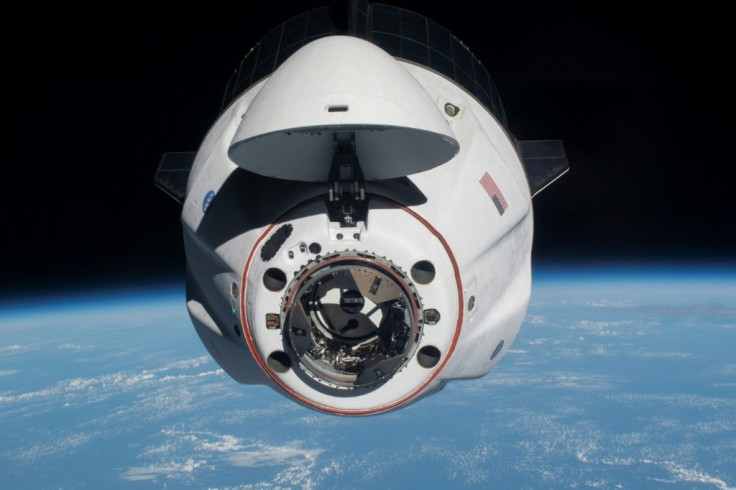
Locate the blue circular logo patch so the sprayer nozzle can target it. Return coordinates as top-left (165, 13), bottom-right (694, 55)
top-left (202, 190), bottom-right (215, 213)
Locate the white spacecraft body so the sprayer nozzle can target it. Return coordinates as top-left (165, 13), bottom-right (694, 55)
top-left (156, 3), bottom-right (568, 415)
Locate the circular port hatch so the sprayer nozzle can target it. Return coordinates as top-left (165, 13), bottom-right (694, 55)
top-left (282, 252), bottom-right (423, 393)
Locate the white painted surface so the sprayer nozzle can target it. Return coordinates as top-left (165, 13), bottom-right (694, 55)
top-left (181, 36), bottom-right (533, 414)
top-left (228, 37), bottom-right (459, 181)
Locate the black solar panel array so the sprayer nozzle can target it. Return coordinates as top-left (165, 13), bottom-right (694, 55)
top-left (518, 140), bottom-right (570, 197)
top-left (221, 7), bottom-right (336, 109)
top-left (368, 4), bottom-right (505, 124)
top-left (220, 1), bottom-right (507, 127)
top-left (154, 152), bottom-right (197, 204)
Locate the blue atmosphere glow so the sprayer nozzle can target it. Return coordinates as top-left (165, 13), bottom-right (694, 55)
top-left (1, 267), bottom-right (734, 488)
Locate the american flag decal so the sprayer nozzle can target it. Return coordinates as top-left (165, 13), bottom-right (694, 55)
top-left (479, 172), bottom-right (508, 216)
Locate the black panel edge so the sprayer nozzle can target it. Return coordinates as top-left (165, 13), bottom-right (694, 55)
top-left (518, 140), bottom-right (570, 198)
top-left (154, 152), bottom-right (197, 205)
top-left (219, 2), bottom-right (506, 127)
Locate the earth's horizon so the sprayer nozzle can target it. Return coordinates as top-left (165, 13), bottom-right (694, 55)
top-left (1, 267), bottom-right (734, 488)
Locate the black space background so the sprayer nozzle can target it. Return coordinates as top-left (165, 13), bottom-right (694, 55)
top-left (2, 1), bottom-right (734, 295)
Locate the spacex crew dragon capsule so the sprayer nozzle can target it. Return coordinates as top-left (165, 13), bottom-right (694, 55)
top-left (155, 1), bottom-right (569, 415)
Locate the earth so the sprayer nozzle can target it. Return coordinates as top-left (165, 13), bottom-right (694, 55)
top-left (1, 269), bottom-right (734, 488)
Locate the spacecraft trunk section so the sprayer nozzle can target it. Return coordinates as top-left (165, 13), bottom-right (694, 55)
top-left (155, 2), bottom-right (568, 415)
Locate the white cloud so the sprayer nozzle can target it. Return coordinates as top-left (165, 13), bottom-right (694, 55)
top-left (226, 441), bottom-right (325, 468)
top-left (0, 364), bottom-right (224, 406)
top-left (599, 456), bottom-right (636, 466)
top-left (584, 480), bottom-right (609, 488)
top-left (199, 434), bottom-right (243, 453)
top-left (154, 430), bottom-right (246, 454)
top-left (121, 459), bottom-right (208, 481)
top-left (638, 351), bottom-right (693, 359)
top-left (549, 373), bottom-right (614, 390)
top-left (288, 414), bottom-right (342, 428)
top-left (596, 457), bottom-right (734, 490)
top-left (605, 393), bottom-right (736, 410)
top-left (0, 371), bottom-right (157, 404)
top-left (0, 344), bottom-right (35, 353)
top-left (576, 320), bottom-right (635, 337)
top-left (126, 433), bottom-right (326, 488)
top-left (454, 371), bottom-right (615, 393)
top-left (527, 315), bottom-right (547, 325)
top-left (584, 320), bottom-right (632, 328)
top-left (0, 369), bottom-right (17, 377)
top-left (157, 356), bottom-right (211, 372)
top-left (158, 370), bottom-right (224, 382)
top-left (12, 432), bottom-right (94, 463)
top-left (586, 300), bottom-right (629, 308)
top-left (719, 364), bottom-right (736, 375)
top-left (592, 346), bottom-right (609, 355)
top-left (688, 420), bottom-right (733, 435)
top-left (661, 461), bottom-right (734, 490)
top-left (57, 343), bottom-right (95, 351)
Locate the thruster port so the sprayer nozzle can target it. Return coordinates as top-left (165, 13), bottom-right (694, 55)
top-left (411, 260), bottom-right (435, 285)
top-left (417, 345), bottom-right (441, 368)
top-left (267, 351), bottom-right (292, 373)
top-left (263, 268), bottom-right (287, 292)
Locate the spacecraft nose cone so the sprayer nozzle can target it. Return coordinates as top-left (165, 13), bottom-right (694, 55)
top-left (228, 36), bottom-right (459, 182)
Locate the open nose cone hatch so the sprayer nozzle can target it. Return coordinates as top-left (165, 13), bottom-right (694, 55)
top-left (227, 36), bottom-right (459, 182)
top-left (283, 252), bottom-right (422, 393)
